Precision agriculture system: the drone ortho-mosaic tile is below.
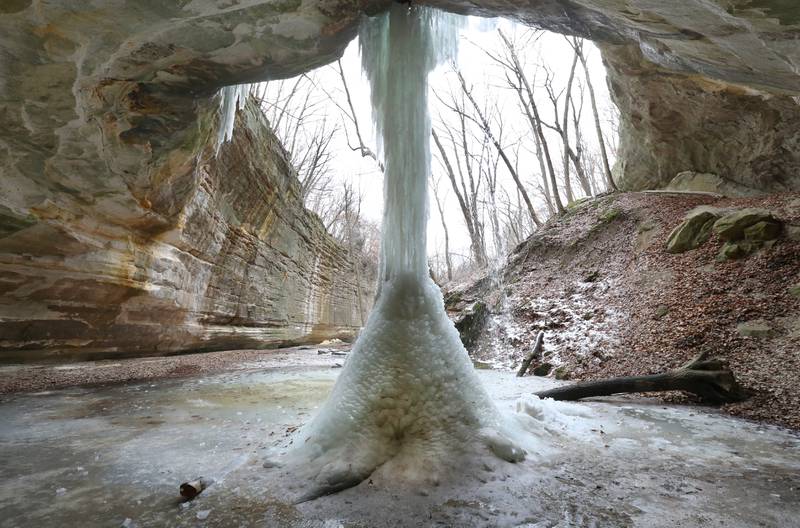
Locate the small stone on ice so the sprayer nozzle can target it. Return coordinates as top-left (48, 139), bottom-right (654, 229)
top-left (196, 510), bottom-right (211, 520)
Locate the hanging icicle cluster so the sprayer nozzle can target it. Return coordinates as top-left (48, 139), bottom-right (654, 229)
top-left (215, 84), bottom-right (251, 152)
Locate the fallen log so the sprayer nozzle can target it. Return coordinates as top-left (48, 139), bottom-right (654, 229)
top-left (179, 477), bottom-right (214, 500)
top-left (534, 351), bottom-right (747, 405)
top-left (517, 331), bottom-right (545, 377)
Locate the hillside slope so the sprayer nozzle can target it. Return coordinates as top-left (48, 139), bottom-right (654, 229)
top-left (447, 192), bottom-right (800, 429)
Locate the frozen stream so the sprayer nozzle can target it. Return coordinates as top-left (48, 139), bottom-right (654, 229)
top-left (0, 349), bottom-right (798, 527)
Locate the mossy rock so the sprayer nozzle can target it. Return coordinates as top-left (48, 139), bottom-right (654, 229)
top-left (717, 240), bottom-right (763, 260)
top-left (472, 360), bottom-right (492, 370)
top-left (736, 319), bottom-right (775, 338)
top-left (789, 284), bottom-right (800, 297)
top-left (532, 363), bottom-right (553, 376)
top-left (637, 220), bottom-right (657, 234)
top-left (713, 208), bottom-right (780, 241)
top-left (598, 207), bottom-right (622, 224)
top-left (567, 197), bottom-right (590, 211)
top-left (743, 220), bottom-right (782, 241)
top-left (453, 301), bottom-right (488, 351)
top-left (665, 210), bottom-right (718, 253)
top-left (654, 305), bottom-right (669, 319)
top-left (554, 366), bottom-right (571, 380)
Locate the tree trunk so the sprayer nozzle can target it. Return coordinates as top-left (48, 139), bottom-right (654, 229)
top-left (535, 352), bottom-right (746, 405)
top-left (431, 180), bottom-right (453, 282)
top-left (532, 131), bottom-right (555, 216)
top-left (561, 50), bottom-right (579, 204)
top-left (454, 69), bottom-right (542, 228)
top-left (575, 42), bottom-right (616, 192)
top-left (432, 128), bottom-right (486, 268)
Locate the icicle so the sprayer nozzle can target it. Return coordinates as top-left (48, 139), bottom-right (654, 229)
top-left (359, 5), bottom-right (464, 282)
top-left (273, 6), bottom-right (528, 502)
top-left (215, 83), bottom-right (251, 153)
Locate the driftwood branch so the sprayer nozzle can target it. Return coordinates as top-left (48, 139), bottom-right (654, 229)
top-left (179, 477), bottom-right (214, 500)
top-left (535, 351), bottom-right (747, 405)
top-left (517, 331), bottom-right (545, 377)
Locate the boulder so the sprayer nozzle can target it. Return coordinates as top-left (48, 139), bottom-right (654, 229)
top-left (713, 209), bottom-right (780, 241)
top-left (743, 220), bottom-right (783, 241)
top-left (718, 240), bottom-right (762, 261)
top-left (450, 300), bottom-right (489, 352)
top-left (532, 363), bottom-right (553, 377)
top-left (666, 210), bottom-right (719, 253)
top-left (665, 172), bottom-right (763, 198)
top-left (554, 367), bottom-right (571, 381)
top-left (736, 320), bottom-right (776, 338)
top-left (789, 284), bottom-right (800, 298)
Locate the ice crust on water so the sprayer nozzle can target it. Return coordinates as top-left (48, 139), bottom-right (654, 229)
top-left (277, 5), bottom-right (601, 497)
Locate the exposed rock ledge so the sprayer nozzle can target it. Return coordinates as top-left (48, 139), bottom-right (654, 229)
top-left (0, 102), bottom-right (365, 360)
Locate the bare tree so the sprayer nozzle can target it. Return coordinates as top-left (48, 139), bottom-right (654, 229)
top-left (430, 176), bottom-right (453, 282)
top-left (432, 125), bottom-right (488, 268)
top-left (340, 183), bottom-right (367, 325)
top-left (333, 60), bottom-right (384, 172)
top-left (493, 29), bottom-right (565, 215)
top-left (449, 67), bottom-right (543, 228)
top-left (252, 76), bottom-right (340, 207)
top-left (560, 48), bottom-right (580, 203)
top-left (568, 37), bottom-right (617, 191)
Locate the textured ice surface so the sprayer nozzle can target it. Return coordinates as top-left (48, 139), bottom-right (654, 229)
top-left (274, 6), bottom-right (524, 497)
top-left (1, 361), bottom-right (798, 527)
top-left (283, 274), bottom-right (515, 495)
top-left (216, 83), bottom-right (250, 151)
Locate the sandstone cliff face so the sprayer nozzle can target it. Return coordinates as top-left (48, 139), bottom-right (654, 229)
top-left (603, 43), bottom-right (800, 193)
top-left (0, 102), bottom-right (365, 360)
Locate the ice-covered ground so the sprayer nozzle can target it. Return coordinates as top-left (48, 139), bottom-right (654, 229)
top-left (476, 278), bottom-right (623, 373)
top-left (1, 349), bottom-right (798, 527)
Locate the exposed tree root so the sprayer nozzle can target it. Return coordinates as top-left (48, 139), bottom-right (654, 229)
top-left (535, 351), bottom-right (747, 404)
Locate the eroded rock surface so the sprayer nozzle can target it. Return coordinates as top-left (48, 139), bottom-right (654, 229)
top-left (604, 43), bottom-right (800, 193)
top-left (0, 103), bottom-right (365, 360)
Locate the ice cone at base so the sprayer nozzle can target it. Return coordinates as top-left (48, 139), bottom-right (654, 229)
top-left (277, 5), bottom-right (525, 501)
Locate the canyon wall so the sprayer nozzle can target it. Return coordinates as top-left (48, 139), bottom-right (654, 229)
top-left (0, 102), bottom-right (365, 360)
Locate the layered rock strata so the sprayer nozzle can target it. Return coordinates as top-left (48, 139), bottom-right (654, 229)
top-left (0, 103), bottom-right (364, 360)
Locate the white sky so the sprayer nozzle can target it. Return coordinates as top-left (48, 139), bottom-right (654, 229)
top-left (259, 15), bottom-right (617, 266)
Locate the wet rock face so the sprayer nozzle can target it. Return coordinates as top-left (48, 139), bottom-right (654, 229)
top-left (0, 103), bottom-right (365, 360)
